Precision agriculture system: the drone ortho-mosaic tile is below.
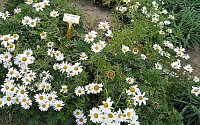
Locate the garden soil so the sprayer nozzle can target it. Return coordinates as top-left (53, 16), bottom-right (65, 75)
top-left (70, 0), bottom-right (113, 31)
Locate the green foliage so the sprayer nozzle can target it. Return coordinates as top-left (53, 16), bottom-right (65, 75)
top-left (175, 87), bottom-right (200, 125)
top-left (163, 0), bottom-right (200, 48)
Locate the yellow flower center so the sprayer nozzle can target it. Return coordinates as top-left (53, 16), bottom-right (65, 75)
top-left (16, 75), bottom-right (19, 78)
top-left (81, 55), bottom-right (85, 58)
top-left (4, 37), bottom-right (8, 41)
top-left (42, 104), bottom-right (46, 108)
top-left (78, 90), bottom-right (82, 93)
top-left (41, 32), bottom-right (45, 36)
top-left (139, 96), bottom-right (143, 100)
top-left (4, 13), bottom-right (7, 17)
top-left (102, 24), bottom-right (106, 28)
top-left (74, 67), bottom-right (78, 71)
top-left (21, 90), bottom-right (25, 94)
top-left (7, 97), bottom-right (11, 101)
top-left (42, 85), bottom-right (45, 88)
top-left (103, 103), bottom-right (108, 108)
top-left (25, 78), bottom-right (29, 82)
top-left (22, 98), bottom-right (26, 102)
top-left (22, 57), bottom-right (27, 61)
top-left (63, 66), bottom-right (67, 69)
top-left (39, 96), bottom-right (43, 100)
top-left (94, 85), bottom-right (99, 91)
top-left (76, 112), bottom-right (80, 115)
top-left (95, 46), bottom-right (99, 50)
top-left (194, 89), bottom-right (198, 92)
top-left (6, 86), bottom-right (9, 90)
top-left (10, 71), bottom-right (14, 75)
top-left (56, 53), bottom-right (59, 56)
top-left (127, 112), bottom-right (131, 116)
top-left (29, 74), bottom-right (33, 78)
top-left (46, 85), bottom-right (50, 89)
top-left (5, 55), bottom-right (8, 59)
top-left (109, 72), bottom-right (114, 77)
top-left (53, 13), bottom-right (57, 16)
top-left (123, 49), bottom-right (127, 52)
top-left (25, 20), bottom-right (29, 23)
top-left (94, 113), bottom-right (98, 118)
top-left (9, 44), bottom-right (13, 48)
top-left (118, 114), bottom-right (122, 118)
top-left (43, 73), bottom-right (47, 77)
top-left (79, 118), bottom-right (83, 122)
top-left (13, 34), bottom-right (17, 38)
top-left (108, 113), bottom-right (113, 118)
top-left (0, 101), bottom-right (2, 104)
top-left (37, 4), bottom-right (41, 8)
top-left (63, 88), bottom-right (67, 91)
top-left (10, 87), bottom-right (14, 91)
top-left (88, 35), bottom-right (92, 39)
top-left (130, 87), bottom-right (135, 92)
top-left (48, 97), bottom-right (52, 101)
top-left (57, 104), bottom-right (61, 107)
top-left (31, 22), bottom-right (35, 25)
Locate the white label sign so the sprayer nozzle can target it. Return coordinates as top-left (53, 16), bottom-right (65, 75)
top-left (63, 13), bottom-right (80, 24)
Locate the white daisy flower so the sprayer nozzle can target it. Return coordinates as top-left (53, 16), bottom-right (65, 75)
top-left (98, 21), bottom-right (110, 30)
top-left (155, 62), bottom-right (162, 70)
top-left (132, 48), bottom-right (139, 54)
top-left (184, 64), bottom-right (194, 73)
top-left (141, 6), bottom-right (147, 14)
top-left (12, 34), bottom-right (19, 41)
top-left (105, 30), bottom-right (113, 37)
top-left (29, 19), bottom-right (37, 28)
top-left (50, 10), bottom-right (59, 17)
top-left (22, 16), bottom-right (31, 26)
top-left (47, 42), bottom-right (54, 47)
top-left (33, 2), bottom-right (45, 11)
top-left (126, 85), bottom-right (140, 96)
top-left (122, 45), bottom-right (130, 54)
top-left (60, 85), bottom-right (68, 94)
top-left (76, 115), bottom-right (87, 125)
top-left (1, 11), bottom-right (10, 20)
top-left (75, 86), bottom-right (85, 96)
top-left (88, 107), bottom-right (102, 123)
top-left (40, 31), bottom-right (47, 39)
top-left (134, 92), bottom-right (148, 106)
top-left (194, 76), bottom-right (199, 83)
top-left (25, 0), bottom-right (33, 5)
top-left (91, 43), bottom-right (102, 53)
top-left (80, 52), bottom-right (88, 60)
top-left (126, 77), bottom-right (134, 84)
top-left (14, 8), bottom-right (21, 14)
top-left (43, 0), bottom-right (50, 6)
top-left (39, 102), bottom-right (50, 111)
top-left (141, 54), bottom-right (147, 60)
top-left (191, 86), bottom-right (200, 96)
top-left (73, 109), bottom-right (84, 118)
top-left (53, 100), bottom-right (65, 111)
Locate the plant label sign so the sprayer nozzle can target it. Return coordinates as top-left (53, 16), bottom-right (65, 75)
top-left (63, 13), bottom-right (80, 24)
top-left (63, 13), bottom-right (80, 39)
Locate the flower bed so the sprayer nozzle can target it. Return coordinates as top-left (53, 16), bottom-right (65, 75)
top-left (0, 0), bottom-right (199, 125)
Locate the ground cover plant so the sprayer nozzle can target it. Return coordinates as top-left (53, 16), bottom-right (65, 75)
top-left (0, 0), bottom-right (199, 125)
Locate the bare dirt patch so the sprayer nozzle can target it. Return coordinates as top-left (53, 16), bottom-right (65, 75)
top-left (70, 0), bottom-right (113, 31)
top-left (185, 45), bottom-right (200, 75)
